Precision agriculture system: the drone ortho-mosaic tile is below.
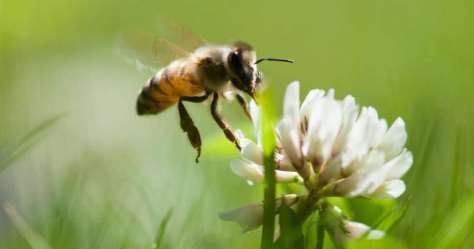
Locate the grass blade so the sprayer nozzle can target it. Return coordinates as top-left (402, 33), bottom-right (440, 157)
top-left (431, 192), bottom-right (474, 249)
top-left (0, 113), bottom-right (66, 172)
top-left (153, 208), bottom-right (173, 249)
top-left (3, 202), bottom-right (53, 249)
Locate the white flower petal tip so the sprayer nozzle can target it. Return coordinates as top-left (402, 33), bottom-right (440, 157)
top-left (283, 81), bottom-right (301, 118)
top-left (219, 203), bottom-right (264, 232)
top-left (275, 170), bottom-right (304, 184)
top-left (230, 160), bottom-right (264, 184)
top-left (377, 117), bottom-right (408, 160)
top-left (240, 141), bottom-right (263, 164)
top-left (367, 230), bottom-right (385, 240)
top-left (230, 160), bottom-right (303, 185)
top-left (230, 159), bottom-right (303, 184)
top-left (371, 180), bottom-right (406, 198)
top-left (344, 220), bottom-right (385, 240)
top-left (286, 81), bottom-right (300, 96)
top-left (276, 119), bottom-right (305, 175)
top-left (387, 150), bottom-right (413, 180)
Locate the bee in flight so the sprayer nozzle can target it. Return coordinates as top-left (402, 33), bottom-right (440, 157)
top-left (120, 21), bottom-right (293, 162)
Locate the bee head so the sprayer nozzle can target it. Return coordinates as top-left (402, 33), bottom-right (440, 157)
top-left (227, 41), bottom-right (261, 98)
top-left (227, 41), bottom-right (294, 98)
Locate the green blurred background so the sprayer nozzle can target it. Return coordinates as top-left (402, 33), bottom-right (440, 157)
top-left (1, 0), bottom-right (474, 248)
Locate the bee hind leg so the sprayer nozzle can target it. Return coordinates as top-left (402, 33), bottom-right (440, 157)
top-left (210, 92), bottom-right (241, 150)
top-left (178, 101), bottom-right (202, 163)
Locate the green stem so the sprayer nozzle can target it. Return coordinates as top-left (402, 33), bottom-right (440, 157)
top-left (316, 214), bottom-right (325, 249)
top-left (296, 188), bottom-right (320, 221)
top-left (261, 152), bottom-right (277, 249)
top-left (258, 91), bottom-right (278, 249)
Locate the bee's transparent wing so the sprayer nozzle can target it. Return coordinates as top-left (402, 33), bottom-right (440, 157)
top-left (156, 16), bottom-right (207, 52)
top-left (117, 18), bottom-right (207, 73)
top-left (117, 32), bottom-right (190, 73)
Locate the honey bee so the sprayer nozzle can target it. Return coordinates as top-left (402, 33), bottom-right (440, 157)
top-left (120, 21), bottom-right (293, 162)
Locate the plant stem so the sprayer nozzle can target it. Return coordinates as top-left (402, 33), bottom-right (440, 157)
top-left (316, 215), bottom-right (325, 249)
top-left (261, 152), bottom-right (277, 249)
top-left (259, 90), bottom-right (278, 249)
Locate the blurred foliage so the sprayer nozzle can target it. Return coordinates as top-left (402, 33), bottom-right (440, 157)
top-left (1, 0), bottom-right (474, 248)
top-left (0, 114), bottom-right (65, 172)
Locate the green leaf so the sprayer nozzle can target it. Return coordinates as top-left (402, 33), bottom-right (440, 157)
top-left (274, 202), bottom-right (305, 249)
top-left (302, 213), bottom-right (319, 249)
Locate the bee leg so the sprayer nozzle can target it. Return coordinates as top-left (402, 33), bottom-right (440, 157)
top-left (236, 94), bottom-right (252, 121)
top-left (178, 100), bottom-right (202, 163)
top-left (210, 92), bottom-right (241, 150)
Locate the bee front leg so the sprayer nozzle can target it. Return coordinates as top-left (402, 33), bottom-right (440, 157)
top-left (178, 100), bottom-right (202, 163)
top-left (236, 94), bottom-right (252, 121)
top-left (210, 92), bottom-right (241, 150)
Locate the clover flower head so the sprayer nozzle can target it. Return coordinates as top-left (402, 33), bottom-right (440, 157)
top-left (222, 81), bottom-right (413, 241)
top-left (275, 81), bottom-right (413, 198)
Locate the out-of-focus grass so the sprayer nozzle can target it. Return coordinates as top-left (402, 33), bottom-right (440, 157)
top-left (1, 0), bottom-right (474, 248)
top-left (0, 114), bottom-right (65, 172)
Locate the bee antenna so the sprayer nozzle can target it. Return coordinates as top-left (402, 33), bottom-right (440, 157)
top-left (255, 58), bottom-right (295, 64)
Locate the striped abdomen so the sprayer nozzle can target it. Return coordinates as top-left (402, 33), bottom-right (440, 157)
top-left (136, 61), bottom-right (205, 115)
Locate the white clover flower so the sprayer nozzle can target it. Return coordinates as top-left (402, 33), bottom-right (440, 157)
top-left (223, 81), bottom-right (412, 243)
top-left (276, 81), bottom-right (413, 198)
top-left (230, 101), bottom-right (303, 185)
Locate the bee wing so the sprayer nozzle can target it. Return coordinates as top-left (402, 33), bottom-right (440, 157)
top-left (118, 32), bottom-right (192, 73)
top-left (117, 18), bottom-right (207, 73)
top-left (156, 16), bottom-right (207, 52)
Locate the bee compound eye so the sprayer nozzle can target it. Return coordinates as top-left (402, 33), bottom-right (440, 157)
top-left (230, 51), bottom-right (240, 62)
top-left (228, 51), bottom-right (243, 72)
